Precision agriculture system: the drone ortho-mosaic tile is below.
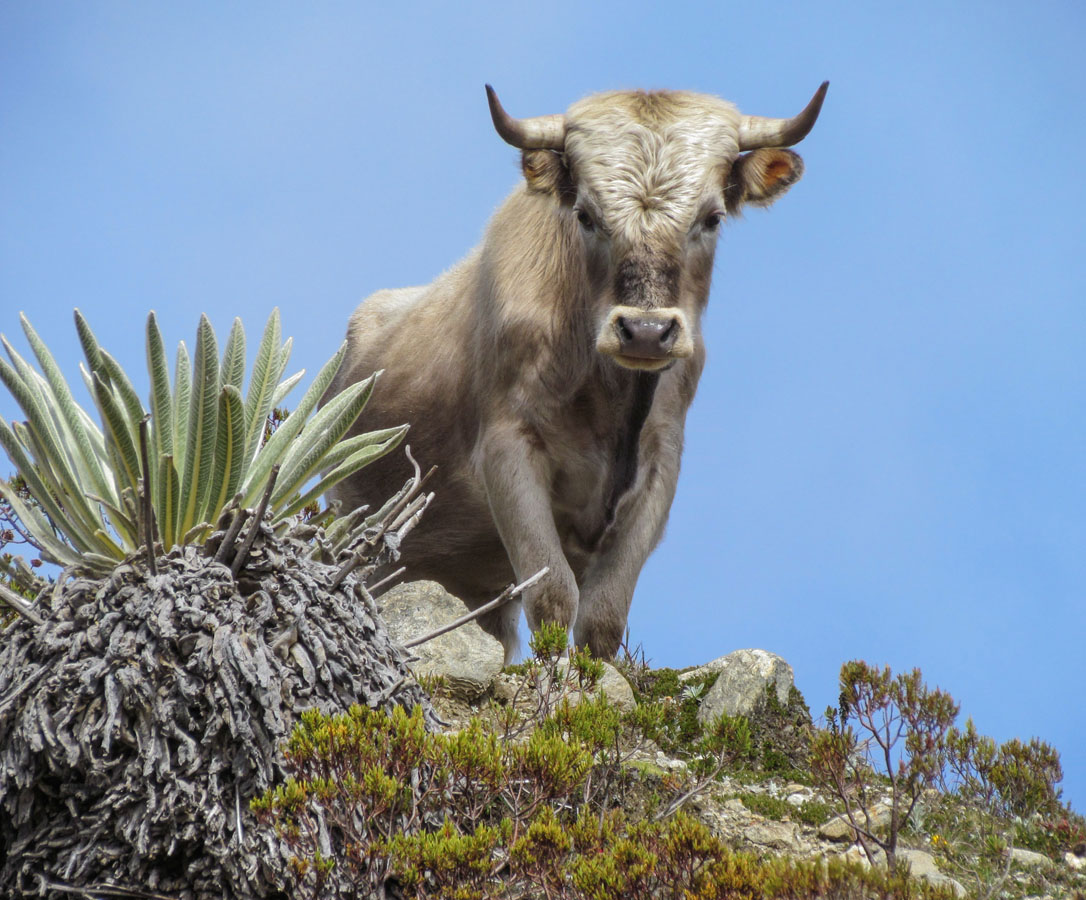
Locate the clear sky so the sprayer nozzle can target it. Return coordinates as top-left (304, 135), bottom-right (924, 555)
top-left (2, 3), bottom-right (1084, 809)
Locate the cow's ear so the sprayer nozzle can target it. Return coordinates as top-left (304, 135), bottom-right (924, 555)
top-left (522, 149), bottom-right (575, 203)
top-left (725, 148), bottom-right (805, 214)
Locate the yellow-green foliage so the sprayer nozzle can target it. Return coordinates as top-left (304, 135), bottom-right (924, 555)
top-left (254, 702), bottom-right (963, 900)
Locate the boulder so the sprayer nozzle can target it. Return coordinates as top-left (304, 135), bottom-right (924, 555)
top-left (694, 649), bottom-right (795, 724)
top-left (818, 805), bottom-right (893, 842)
top-left (1010, 847), bottom-right (1052, 869)
top-left (743, 820), bottom-right (802, 852)
top-left (563, 659), bottom-right (637, 712)
top-left (897, 848), bottom-right (966, 897)
top-left (379, 581), bottom-right (504, 700)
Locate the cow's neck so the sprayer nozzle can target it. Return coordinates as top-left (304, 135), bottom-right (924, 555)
top-left (602, 370), bottom-right (659, 529)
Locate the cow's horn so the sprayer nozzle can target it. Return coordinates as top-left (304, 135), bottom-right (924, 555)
top-left (737, 81), bottom-right (829, 150)
top-left (486, 85), bottom-right (567, 150)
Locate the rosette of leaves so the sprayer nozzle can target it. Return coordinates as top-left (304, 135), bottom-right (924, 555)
top-left (0, 308), bottom-right (405, 577)
top-left (0, 309), bottom-right (429, 897)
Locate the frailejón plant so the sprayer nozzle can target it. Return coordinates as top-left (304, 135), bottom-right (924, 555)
top-left (0, 309), bottom-right (404, 576)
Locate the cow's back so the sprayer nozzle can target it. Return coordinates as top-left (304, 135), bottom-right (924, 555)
top-left (324, 261), bottom-right (515, 599)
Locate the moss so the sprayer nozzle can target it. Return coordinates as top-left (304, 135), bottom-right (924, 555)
top-left (796, 799), bottom-right (834, 827)
top-left (736, 792), bottom-right (793, 822)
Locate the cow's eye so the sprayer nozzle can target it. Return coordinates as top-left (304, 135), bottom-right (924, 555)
top-left (703, 211), bottom-right (723, 230)
top-left (575, 208), bottom-right (595, 232)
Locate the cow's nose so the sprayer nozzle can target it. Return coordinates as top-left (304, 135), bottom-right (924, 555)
top-left (615, 315), bottom-right (680, 359)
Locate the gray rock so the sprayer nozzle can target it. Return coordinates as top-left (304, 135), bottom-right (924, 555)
top-left (1010, 847), bottom-right (1052, 869)
top-left (843, 844), bottom-right (878, 868)
top-left (555, 659), bottom-right (637, 712)
top-left (818, 805), bottom-right (893, 842)
top-left (897, 849), bottom-right (966, 897)
top-left (743, 820), bottom-right (802, 852)
top-left (594, 660), bottom-right (637, 712)
top-left (819, 815), bottom-right (856, 842)
top-left (379, 581), bottom-right (504, 700)
top-left (693, 649), bottom-right (794, 725)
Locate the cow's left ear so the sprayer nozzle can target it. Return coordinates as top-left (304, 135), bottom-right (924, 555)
top-left (522, 149), bottom-right (575, 204)
top-left (725, 148), bottom-right (805, 214)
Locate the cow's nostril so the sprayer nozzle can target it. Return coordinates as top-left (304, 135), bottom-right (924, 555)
top-left (616, 316), bottom-right (634, 343)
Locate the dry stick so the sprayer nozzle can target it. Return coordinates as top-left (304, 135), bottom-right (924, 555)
top-left (137, 417), bottom-right (158, 576)
top-left (365, 566), bottom-right (406, 595)
top-left (327, 456), bottom-right (434, 591)
top-left (212, 493), bottom-right (248, 565)
top-left (0, 580), bottom-right (44, 626)
top-left (654, 760), bottom-right (729, 821)
top-left (387, 490), bottom-right (431, 535)
top-left (230, 464), bottom-right (279, 578)
top-left (37, 878), bottom-right (175, 899)
top-left (404, 567), bottom-right (549, 649)
top-left (369, 464), bottom-right (435, 546)
top-left (370, 445), bottom-right (435, 543)
top-left (329, 491), bottom-right (433, 591)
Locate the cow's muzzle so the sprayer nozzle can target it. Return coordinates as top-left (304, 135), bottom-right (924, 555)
top-left (596, 306), bottom-right (694, 371)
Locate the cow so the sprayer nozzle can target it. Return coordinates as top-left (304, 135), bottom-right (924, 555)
top-left (324, 83), bottom-right (827, 662)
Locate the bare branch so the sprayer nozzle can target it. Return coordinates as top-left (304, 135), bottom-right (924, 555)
top-left (366, 566), bottom-right (406, 595)
top-left (404, 567), bottom-right (548, 649)
top-left (0, 579), bottom-right (44, 625)
top-left (213, 495), bottom-right (248, 565)
top-left (231, 464), bottom-right (279, 578)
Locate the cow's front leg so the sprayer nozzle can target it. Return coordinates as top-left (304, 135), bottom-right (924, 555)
top-left (574, 442), bottom-right (681, 659)
top-left (478, 421), bottom-right (578, 660)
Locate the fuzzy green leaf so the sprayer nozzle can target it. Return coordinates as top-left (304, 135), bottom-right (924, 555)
top-left (173, 340), bottom-right (191, 474)
top-left (271, 373), bottom-right (377, 508)
top-left (269, 370), bottom-right (304, 412)
top-left (74, 309), bottom-right (107, 387)
top-left (241, 341), bottom-right (346, 506)
top-left (276, 425), bottom-right (406, 519)
top-left (176, 316), bottom-right (219, 537)
top-left (97, 350), bottom-right (146, 436)
top-left (91, 371), bottom-right (142, 505)
top-left (221, 317), bottom-right (246, 391)
top-left (146, 312), bottom-right (174, 462)
top-left (316, 426), bottom-right (409, 474)
top-left (0, 479), bottom-right (82, 567)
top-left (0, 419), bottom-right (100, 556)
top-left (243, 309), bottom-right (282, 461)
top-left (157, 454), bottom-right (179, 550)
top-left (21, 313), bottom-right (113, 501)
top-left (204, 384), bottom-right (246, 525)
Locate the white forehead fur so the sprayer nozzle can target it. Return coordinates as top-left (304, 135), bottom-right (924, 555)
top-left (563, 91), bottom-right (742, 245)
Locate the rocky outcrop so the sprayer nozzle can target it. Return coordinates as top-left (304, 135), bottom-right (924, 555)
top-left (370, 583), bottom-right (1084, 899)
top-left (687, 649), bottom-right (794, 723)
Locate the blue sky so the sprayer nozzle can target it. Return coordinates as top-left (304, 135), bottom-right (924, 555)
top-left (2, 3), bottom-right (1084, 809)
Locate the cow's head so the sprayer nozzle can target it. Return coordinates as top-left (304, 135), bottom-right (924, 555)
top-left (487, 83), bottom-right (827, 371)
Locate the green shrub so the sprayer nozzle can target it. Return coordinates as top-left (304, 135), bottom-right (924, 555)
top-left (255, 703), bottom-right (965, 899)
top-left (810, 662), bottom-right (959, 873)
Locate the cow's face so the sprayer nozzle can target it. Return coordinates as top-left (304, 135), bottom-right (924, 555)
top-left (487, 86), bottom-right (825, 372)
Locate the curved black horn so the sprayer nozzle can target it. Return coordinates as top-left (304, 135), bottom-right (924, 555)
top-left (737, 81), bottom-right (829, 150)
top-left (485, 85), bottom-right (567, 150)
